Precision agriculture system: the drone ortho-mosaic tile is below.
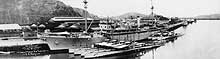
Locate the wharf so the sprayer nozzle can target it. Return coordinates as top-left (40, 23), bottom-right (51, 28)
top-left (0, 39), bottom-right (47, 47)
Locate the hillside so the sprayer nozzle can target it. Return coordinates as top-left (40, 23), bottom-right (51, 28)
top-left (117, 12), bottom-right (146, 19)
top-left (197, 14), bottom-right (220, 18)
top-left (0, 0), bottom-right (97, 24)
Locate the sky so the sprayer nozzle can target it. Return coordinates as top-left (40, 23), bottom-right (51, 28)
top-left (60, 0), bottom-right (220, 17)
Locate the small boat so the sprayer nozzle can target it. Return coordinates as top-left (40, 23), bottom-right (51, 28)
top-left (149, 32), bottom-right (182, 41)
top-left (94, 41), bottom-right (130, 50)
top-left (136, 31), bottom-right (182, 41)
top-left (80, 40), bottom-right (161, 58)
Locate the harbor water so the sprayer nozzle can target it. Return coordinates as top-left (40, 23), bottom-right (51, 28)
top-left (141, 20), bottom-right (220, 59)
top-left (0, 20), bottom-right (220, 59)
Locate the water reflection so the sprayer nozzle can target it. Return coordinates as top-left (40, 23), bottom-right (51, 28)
top-left (0, 50), bottom-right (149, 59)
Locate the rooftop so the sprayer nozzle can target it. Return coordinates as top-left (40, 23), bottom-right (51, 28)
top-left (0, 24), bottom-right (22, 30)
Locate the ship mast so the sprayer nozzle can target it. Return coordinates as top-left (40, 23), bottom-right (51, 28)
top-left (150, 0), bottom-right (154, 16)
top-left (150, 0), bottom-right (157, 27)
top-left (83, 0), bottom-right (88, 33)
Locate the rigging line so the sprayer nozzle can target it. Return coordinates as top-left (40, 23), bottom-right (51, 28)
top-left (86, 18), bottom-right (94, 31)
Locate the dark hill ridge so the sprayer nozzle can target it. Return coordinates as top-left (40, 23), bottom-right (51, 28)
top-left (196, 14), bottom-right (220, 18)
top-left (116, 12), bottom-right (169, 20)
top-left (0, 0), bottom-right (97, 24)
top-left (117, 12), bottom-right (146, 19)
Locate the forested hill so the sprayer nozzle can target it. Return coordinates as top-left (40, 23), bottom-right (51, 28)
top-left (116, 12), bottom-right (146, 19)
top-left (0, 0), bottom-right (97, 24)
top-left (197, 14), bottom-right (220, 18)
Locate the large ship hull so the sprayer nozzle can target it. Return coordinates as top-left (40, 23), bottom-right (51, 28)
top-left (44, 21), bottom-right (184, 50)
top-left (107, 30), bottom-right (158, 41)
top-left (106, 21), bottom-right (184, 41)
top-left (44, 37), bottom-right (105, 50)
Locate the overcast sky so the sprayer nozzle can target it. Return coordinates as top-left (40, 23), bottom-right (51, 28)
top-left (60, 0), bottom-right (220, 17)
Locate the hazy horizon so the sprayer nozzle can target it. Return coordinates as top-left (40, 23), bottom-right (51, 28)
top-left (60, 0), bottom-right (220, 17)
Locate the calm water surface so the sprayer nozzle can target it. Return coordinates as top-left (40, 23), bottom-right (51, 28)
top-left (1, 20), bottom-right (220, 59)
top-left (142, 20), bottom-right (220, 59)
